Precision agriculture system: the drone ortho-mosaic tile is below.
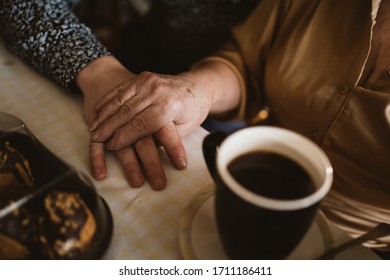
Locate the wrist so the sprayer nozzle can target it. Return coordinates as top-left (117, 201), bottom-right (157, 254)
top-left (76, 55), bottom-right (135, 97)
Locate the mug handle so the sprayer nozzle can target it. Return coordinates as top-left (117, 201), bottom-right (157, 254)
top-left (202, 131), bottom-right (227, 179)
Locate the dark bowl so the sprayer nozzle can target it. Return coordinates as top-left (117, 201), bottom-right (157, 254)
top-left (0, 112), bottom-right (113, 259)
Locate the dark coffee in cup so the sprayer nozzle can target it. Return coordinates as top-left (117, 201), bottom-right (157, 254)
top-left (228, 151), bottom-right (316, 200)
top-left (203, 127), bottom-right (333, 260)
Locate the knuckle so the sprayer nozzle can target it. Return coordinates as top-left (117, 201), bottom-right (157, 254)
top-left (123, 160), bottom-right (140, 172)
top-left (139, 72), bottom-right (167, 89)
top-left (118, 105), bottom-right (132, 122)
top-left (159, 123), bottom-right (176, 135)
top-left (134, 136), bottom-right (155, 153)
top-left (112, 130), bottom-right (128, 147)
top-left (120, 160), bottom-right (144, 187)
top-left (143, 162), bottom-right (160, 174)
top-left (114, 94), bottom-right (125, 107)
top-left (89, 142), bottom-right (102, 154)
top-left (89, 143), bottom-right (104, 163)
top-left (152, 80), bottom-right (169, 95)
top-left (131, 115), bottom-right (149, 134)
top-left (138, 71), bottom-right (156, 84)
top-left (165, 95), bottom-right (178, 111)
top-left (139, 71), bottom-right (153, 78)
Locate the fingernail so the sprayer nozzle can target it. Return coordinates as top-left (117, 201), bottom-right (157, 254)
top-left (176, 156), bottom-right (187, 170)
top-left (93, 168), bottom-right (104, 180)
top-left (152, 176), bottom-right (166, 190)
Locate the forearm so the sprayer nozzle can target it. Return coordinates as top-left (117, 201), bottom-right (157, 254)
top-left (0, 0), bottom-right (110, 88)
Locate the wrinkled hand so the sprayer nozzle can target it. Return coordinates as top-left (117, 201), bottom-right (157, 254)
top-left (89, 71), bottom-right (213, 150)
top-left (79, 57), bottom-right (189, 190)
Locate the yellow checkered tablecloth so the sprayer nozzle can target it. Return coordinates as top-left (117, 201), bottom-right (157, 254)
top-left (0, 42), bottom-right (213, 259)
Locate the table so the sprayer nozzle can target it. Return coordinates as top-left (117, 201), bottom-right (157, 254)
top-left (0, 41), bottom-right (379, 260)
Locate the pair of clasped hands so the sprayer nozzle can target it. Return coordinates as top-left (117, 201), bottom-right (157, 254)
top-left (78, 56), bottom-right (240, 190)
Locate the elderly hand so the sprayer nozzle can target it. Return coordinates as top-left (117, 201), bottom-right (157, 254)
top-left (89, 70), bottom-right (214, 150)
top-left (78, 56), bottom-right (187, 190)
top-left (88, 61), bottom-right (241, 150)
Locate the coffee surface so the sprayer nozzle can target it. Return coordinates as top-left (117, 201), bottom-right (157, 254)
top-left (227, 151), bottom-right (315, 200)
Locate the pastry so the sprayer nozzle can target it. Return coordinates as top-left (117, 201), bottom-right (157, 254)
top-left (39, 191), bottom-right (96, 259)
top-left (0, 204), bottom-right (39, 259)
top-left (0, 140), bottom-right (34, 200)
top-left (0, 140), bottom-right (98, 259)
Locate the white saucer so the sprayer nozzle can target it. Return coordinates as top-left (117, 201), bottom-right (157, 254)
top-left (180, 184), bottom-right (335, 260)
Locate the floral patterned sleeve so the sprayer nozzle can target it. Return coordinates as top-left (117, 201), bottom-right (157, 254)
top-left (0, 0), bottom-right (111, 89)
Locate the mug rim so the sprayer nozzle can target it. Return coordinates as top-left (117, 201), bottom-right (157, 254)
top-left (216, 126), bottom-right (333, 211)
